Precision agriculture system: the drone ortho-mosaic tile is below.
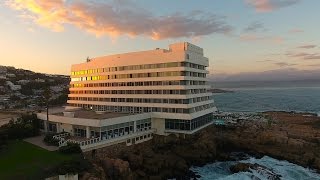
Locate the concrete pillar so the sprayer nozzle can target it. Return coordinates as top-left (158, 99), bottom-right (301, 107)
top-left (71, 125), bottom-right (74, 136)
top-left (56, 123), bottom-right (60, 133)
top-left (44, 120), bottom-right (48, 132)
top-left (86, 126), bottom-right (90, 138)
top-left (134, 121), bottom-right (137, 132)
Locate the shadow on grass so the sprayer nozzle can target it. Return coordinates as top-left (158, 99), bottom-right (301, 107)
top-left (0, 140), bottom-right (76, 179)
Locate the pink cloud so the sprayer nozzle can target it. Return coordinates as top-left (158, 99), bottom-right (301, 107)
top-left (246, 0), bottom-right (300, 12)
top-left (245, 0), bottom-right (273, 12)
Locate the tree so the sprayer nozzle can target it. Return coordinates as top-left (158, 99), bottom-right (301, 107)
top-left (42, 87), bottom-right (51, 132)
top-left (49, 88), bottom-right (69, 106)
top-left (10, 95), bottom-right (20, 101)
top-left (0, 129), bottom-right (8, 151)
top-left (1, 113), bottom-right (40, 140)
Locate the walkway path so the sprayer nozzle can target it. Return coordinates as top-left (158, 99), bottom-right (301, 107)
top-left (24, 135), bottom-right (59, 151)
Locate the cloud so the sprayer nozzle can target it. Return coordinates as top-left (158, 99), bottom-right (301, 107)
top-left (304, 55), bottom-right (320, 60)
top-left (307, 63), bottom-right (320, 67)
top-left (5, 0), bottom-right (233, 40)
top-left (274, 62), bottom-right (296, 67)
top-left (297, 45), bottom-right (317, 49)
top-left (287, 52), bottom-right (310, 57)
top-left (240, 34), bottom-right (284, 44)
top-left (243, 21), bottom-right (266, 32)
top-left (209, 68), bottom-right (320, 82)
top-left (27, 27), bottom-right (35, 32)
top-left (289, 29), bottom-right (304, 33)
top-left (256, 60), bottom-right (274, 63)
top-left (286, 52), bottom-right (320, 60)
top-left (257, 60), bottom-right (296, 67)
top-left (246, 0), bottom-right (300, 12)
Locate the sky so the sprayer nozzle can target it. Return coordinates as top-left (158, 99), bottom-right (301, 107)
top-left (0, 0), bottom-right (320, 81)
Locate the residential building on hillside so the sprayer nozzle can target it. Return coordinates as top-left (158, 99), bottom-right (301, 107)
top-left (17, 79), bottom-right (30, 85)
top-left (35, 78), bottom-right (45, 83)
top-left (6, 81), bottom-right (21, 91)
top-left (0, 66), bottom-right (7, 74)
top-left (6, 73), bottom-right (16, 78)
top-left (0, 75), bottom-right (7, 80)
top-left (37, 42), bottom-right (217, 150)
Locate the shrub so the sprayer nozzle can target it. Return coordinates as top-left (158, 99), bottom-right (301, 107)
top-left (44, 155), bottom-right (91, 177)
top-left (0, 130), bottom-right (8, 151)
top-left (43, 134), bottom-right (59, 146)
top-left (57, 157), bottom-right (90, 174)
top-left (1, 113), bottom-right (40, 140)
top-left (59, 143), bottom-right (82, 154)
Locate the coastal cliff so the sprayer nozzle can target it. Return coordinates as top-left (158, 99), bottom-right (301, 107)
top-left (220, 112), bottom-right (320, 171)
top-left (84, 131), bottom-right (219, 179)
top-left (82, 112), bottom-right (320, 179)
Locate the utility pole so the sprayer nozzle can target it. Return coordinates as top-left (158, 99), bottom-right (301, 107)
top-left (43, 87), bottom-right (51, 133)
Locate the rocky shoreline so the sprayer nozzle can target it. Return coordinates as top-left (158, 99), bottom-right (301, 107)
top-left (82, 111), bottom-right (320, 179)
top-left (221, 111), bottom-right (320, 171)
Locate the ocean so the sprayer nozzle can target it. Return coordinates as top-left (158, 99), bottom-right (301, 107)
top-left (193, 81), bottom-right (320, 179)
top-left (212, 80), bottom-right (320, 114)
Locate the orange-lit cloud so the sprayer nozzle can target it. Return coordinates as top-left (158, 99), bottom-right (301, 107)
top-left (246, 0), bottom-right (300, 12)
top-left (6, 0), bottom-right (232, 40)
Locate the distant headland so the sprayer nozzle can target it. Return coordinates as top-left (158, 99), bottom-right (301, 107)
top-left (208, 88), bottom-right (234, 93)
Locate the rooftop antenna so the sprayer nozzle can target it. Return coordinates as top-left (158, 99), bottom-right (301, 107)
top-left (86, 56), bottom-right (91, 62)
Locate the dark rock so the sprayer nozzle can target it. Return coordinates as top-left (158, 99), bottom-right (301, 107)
top-left (149, 175), bottom-right (161, 180)
top-left (135, 169), bottom-right (146, 177)
top-left (230, 163), bottom-right (252, 173)
top-left (101, 158), bottom-right (131, 180)
top-left (127, 153), bottom-right (143, 169)
top-left (230, 163), bottom-right (281, 180)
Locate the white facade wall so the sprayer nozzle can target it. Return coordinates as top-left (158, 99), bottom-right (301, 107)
top-left (68, 42), bottom-right (215, 119)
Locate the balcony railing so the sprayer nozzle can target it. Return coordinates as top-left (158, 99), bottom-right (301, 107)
top-left (56, 128), bottom-right (156, 150)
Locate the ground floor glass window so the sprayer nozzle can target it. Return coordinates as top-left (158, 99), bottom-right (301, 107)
top-left (165, 113), bottom-right (213, 131)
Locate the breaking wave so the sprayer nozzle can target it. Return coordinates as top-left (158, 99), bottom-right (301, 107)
top-left (190, 156), bottom-right (320, 180)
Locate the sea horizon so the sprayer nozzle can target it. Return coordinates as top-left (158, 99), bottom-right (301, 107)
top-left (210, 79), bottom-right (320, 90)
top-left (211, 80), bottom-right (320, 114)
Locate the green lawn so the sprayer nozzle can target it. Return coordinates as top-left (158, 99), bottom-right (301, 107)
top-left (0, 140), bottom-right (72, 180)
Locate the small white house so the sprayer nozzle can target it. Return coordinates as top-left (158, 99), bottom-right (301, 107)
top-left (6, 81), bottom-right (21, 91)
top-left (6, 73), bottom-right (16, 78)
top-left (45, 174), bottom-right (78, 180)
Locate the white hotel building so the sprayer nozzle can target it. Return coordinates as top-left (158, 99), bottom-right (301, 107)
top-left (37, 42), bottom-right (217, 150)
